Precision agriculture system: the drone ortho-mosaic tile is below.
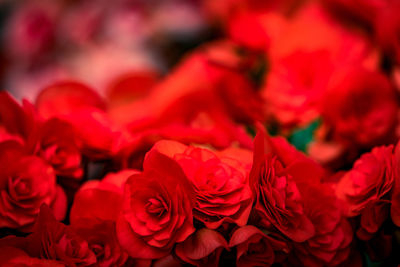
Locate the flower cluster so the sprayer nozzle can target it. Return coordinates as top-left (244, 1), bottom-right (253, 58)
top-left (1, 0), bottom-right (400, 266)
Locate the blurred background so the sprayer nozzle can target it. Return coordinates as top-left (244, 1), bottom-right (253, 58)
top-left (0, 0), bottom-right (221, 100)
top-left (1, 0), bottom-right (400, 171)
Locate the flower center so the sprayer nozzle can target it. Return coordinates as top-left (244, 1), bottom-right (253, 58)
top-left (15, 179), bottom-right (31, 195)
top-left (91, 244), bottom-right (105, 259)
top-left (146, 197), bottom-right (166, 217)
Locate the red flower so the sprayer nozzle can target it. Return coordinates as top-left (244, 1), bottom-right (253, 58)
top-left (228, 12), bottom-right (270, 51)
top-left (151, 140), bottom-right (253, 229)
top-left (0, 91), bottom-right (37, 144)
top-left (357, 200), bottom-right (390, 240)
top-left (229, 225), bottom-right (289, 267)
top-left (109, 42), bottom-right (259, 153)
top-left (70, 170), bottom-right (137, 266)
top-left (321, 68), bottom-right (398, 148)
top-left (175, 228), bottom-right (228, 267)
top-left (70, 169), bottom-right (138, 225)
top-left (35, 81), bottom-right (105, 119)
top-left (0, 141), bottom-right (66, 231)
top-left (336, 145), bottom-right (394, 217)
top-left (36, 81), bottom-right (122, 160)
top-left (106, 70), bottom-right (160, 107)
top-left (33, 118), bottom-right (83, 179)
top-left (290, 184), bottom-right (353, 267)
top-left (72, 220), bottom-right (128, 267)
top-left (6, 2), bottom-right (57, 59)
top-left (263, 50), bottom-right (334, 130)
top-left (0, 205), bottom-right (96, 266)
top-left (249, 129), bottom-right (320, 242)
top-left (117, 150), bottom-right (196, 259)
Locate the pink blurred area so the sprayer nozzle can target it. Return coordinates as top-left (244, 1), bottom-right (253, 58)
top-left (0, 0), bottom-right (208, 100)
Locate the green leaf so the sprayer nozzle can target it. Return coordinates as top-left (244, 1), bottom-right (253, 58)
top-left (363, 252), bottom-right (384, 267)
top-left (288, 119), bottom-right (320, 152)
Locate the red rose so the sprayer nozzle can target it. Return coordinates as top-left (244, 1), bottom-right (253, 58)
top-left (321, 68), bottom-right (398, 148)
top-left (229, 225), bottom-right (289, 267)
top-left (249, 129), bottom-right (316, 242)
top-left (151, 140), bottom-right (253, 229)
top-left (117, 150), bottom-right (196, 259)
top-left (0, 141), bottom-right (66, 231)
top-left (336, 145), bottom-right (394, 217)
top-left (0, 205), bottom-right (96, 266)
top-left (175, 228), bottom-right (228, 267)
top-left (290, 184), bottom-right (353, 267)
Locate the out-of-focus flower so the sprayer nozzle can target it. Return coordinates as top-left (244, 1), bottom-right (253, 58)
top-left (0, 91), bottom-right (37, 144)
top-left (36, 81), bottom-right (124, 159)
top-left (374, 1), bottom-right (400, 65)
top-left (266, 4), bottom-right (377, 66)
top-left (6, 1), bottom-right (59, 59)
top-left (109, 41), bottom-right (264, 128)
top-left (321, 68), bottom-right (398, 148)
top-left (111, 43), bottom-right (259, 168)
top-left (263, 50), bottom-right (334, 130)
top-left (322, 0), bottom-right (387, 29)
